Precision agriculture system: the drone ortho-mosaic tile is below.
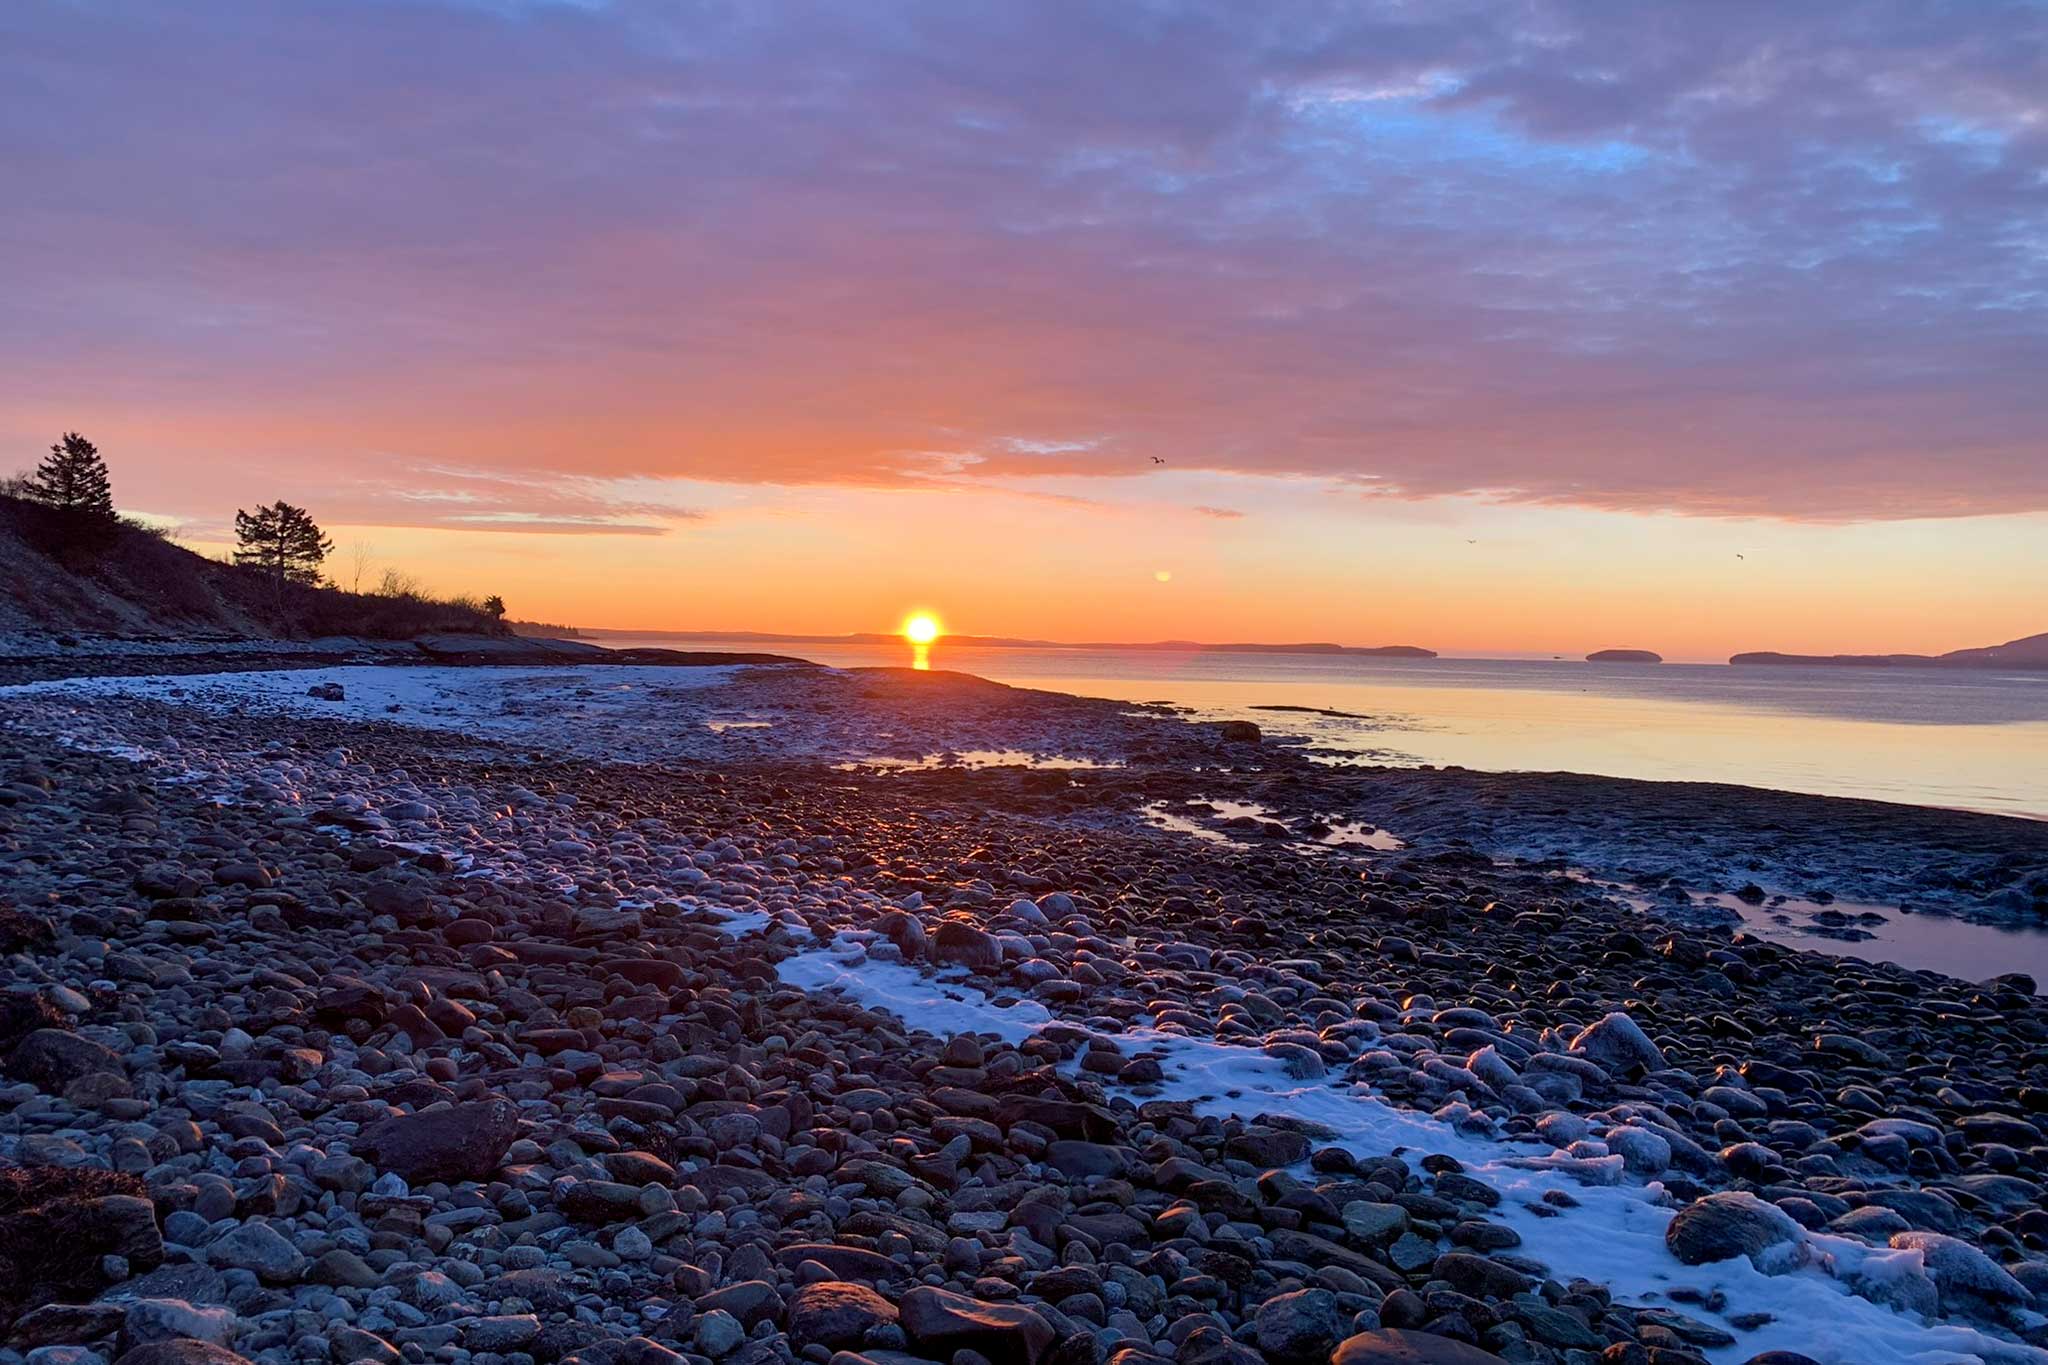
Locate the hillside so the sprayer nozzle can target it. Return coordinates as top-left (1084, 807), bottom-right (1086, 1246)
top-left (1942, 632), bottom-right (2048, 667)
top-left (0, 494), bottom-right (505, 642)
top-left (1731, 631), bottom-right (2048, 670)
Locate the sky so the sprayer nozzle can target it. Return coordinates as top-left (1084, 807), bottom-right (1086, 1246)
top-left (2, 1), bottom-right (2044, 659)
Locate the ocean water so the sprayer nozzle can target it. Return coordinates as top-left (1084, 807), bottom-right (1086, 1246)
top-left (598, 637), bottom-right (2048, 819)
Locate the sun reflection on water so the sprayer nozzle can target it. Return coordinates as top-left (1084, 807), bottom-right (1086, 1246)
top-left (902, 612), bottom-right (942, 671)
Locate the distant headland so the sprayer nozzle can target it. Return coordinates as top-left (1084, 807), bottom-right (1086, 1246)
top-left (1731, 631), bottom-right (2048, 671)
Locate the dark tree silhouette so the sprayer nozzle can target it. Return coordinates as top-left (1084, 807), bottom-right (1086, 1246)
top-left (28, 432), bottom-right (115, 520)
top-left (234, 501), bottom-right (333, 590)
top-left (482, 594), bottom-right (506, 620)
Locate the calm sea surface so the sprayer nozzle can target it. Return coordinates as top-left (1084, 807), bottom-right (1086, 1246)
top-left (599, 637), bottom-right (2048, 819)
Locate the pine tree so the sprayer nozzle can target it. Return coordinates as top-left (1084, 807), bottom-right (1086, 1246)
top-left (234, 501), bottom-right (333, 590)
top-left (28, 432), bottom-right (115, 520)
top-left (482, 594), bottom-right (506, 620)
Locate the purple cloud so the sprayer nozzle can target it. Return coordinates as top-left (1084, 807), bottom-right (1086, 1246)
top-left (2, 0), bottom-right (2043, 521)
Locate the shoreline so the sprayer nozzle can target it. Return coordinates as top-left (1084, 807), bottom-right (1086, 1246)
top-left (8, 644), bottom-right (2043, 932)
top-left (2, 648), bottom-right (2047, 1364)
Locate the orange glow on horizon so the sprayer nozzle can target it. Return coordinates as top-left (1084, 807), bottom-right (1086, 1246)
top-left (903, 612), bottom-right (942, 646)
top-left (241, 488), bottom-right (2048, 668)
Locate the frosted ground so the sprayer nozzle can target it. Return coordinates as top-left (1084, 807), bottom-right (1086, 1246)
top-left (10, 664), bottom-right (1155, 770)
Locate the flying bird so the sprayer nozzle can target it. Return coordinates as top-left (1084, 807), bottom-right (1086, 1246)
top-left (1150, 456), bottom-right (1165, 464)
top-left (1736, 553), bottom-right (1746, 560)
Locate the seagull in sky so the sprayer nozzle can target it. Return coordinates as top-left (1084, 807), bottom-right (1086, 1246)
top-left (1150, 456), bottom-right (1165, 464)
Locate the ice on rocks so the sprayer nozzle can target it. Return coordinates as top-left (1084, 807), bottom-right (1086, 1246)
top-left (1568, 1010), bottom-right (1667, 1074)
top-left (775, 941), bottom-right (2048, 1365)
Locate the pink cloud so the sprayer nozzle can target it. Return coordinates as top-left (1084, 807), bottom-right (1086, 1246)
top-left (2, 1), bottom-right (2044, 523)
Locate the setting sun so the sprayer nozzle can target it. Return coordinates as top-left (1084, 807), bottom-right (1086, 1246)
top-left (8, 8), bottom-right (2048, 1358)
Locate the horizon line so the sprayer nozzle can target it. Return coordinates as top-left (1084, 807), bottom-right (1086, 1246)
top-left (568, 626), bottom-right (1705, 663)
top-left (537, 624), bottom-right (2045, 669)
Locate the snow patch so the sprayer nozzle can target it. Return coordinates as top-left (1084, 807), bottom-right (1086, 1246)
top-left (773, 945), bottom-right (2043, 1365)
top-left (11, 665), bottom-right (737, 746)
top-left (777, 941), bottom-right (1051, 1044)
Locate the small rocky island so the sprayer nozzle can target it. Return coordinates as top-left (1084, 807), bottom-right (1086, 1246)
top-left (1586, 649), bottom-right (1662, 663)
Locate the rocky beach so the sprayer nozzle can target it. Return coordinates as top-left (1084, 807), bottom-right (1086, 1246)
top-left (3, 652), bottom-right (2047, 1365)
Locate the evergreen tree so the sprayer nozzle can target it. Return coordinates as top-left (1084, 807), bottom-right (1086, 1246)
top-left (28, 432), bottom-right (115, 520)
top-left (482, 594), bottom-right (507, 620)
top-left (234, 501), bottom-right (333, 589)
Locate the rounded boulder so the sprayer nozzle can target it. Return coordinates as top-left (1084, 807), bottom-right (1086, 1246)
top-left (1666, 1192), bottom-right (1803, 1266)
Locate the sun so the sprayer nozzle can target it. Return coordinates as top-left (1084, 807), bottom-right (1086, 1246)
top-left (903, 612), bottom-right (942, 646)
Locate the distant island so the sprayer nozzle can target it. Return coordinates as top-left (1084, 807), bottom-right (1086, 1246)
top-left (582, 628), bottom-right (1438, 659)
top-left (1587, 649), bottom-right (1662, 664)
top-left (1731, 631), bottom-right (2048, 671)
